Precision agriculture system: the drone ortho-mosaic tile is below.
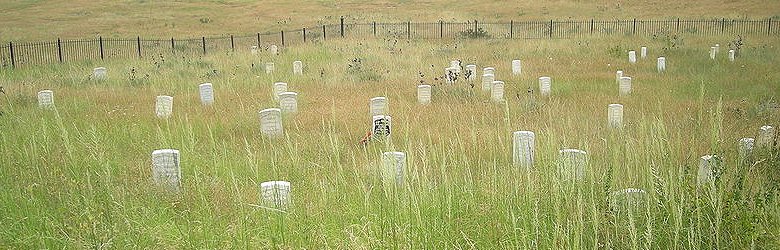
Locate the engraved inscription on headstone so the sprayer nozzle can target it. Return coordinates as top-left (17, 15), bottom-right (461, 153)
top-left (259, 108), bottom-right (284, 137)
top-left (37, 90), bottom-right (54, 109)
top-left (155, 95), bottom-right (173, 118)
top-left (151, 149), bottom-right (181, 190)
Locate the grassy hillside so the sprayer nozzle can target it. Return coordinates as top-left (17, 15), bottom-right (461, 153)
top-left (1, 0), bottom-right (779, 40)
top-left (0, 33), bottom-right (779, 248)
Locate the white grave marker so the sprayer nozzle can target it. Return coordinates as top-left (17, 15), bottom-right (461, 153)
top-left (151, 149), bottom-right (181, 190)
top-left (640, 46), bottom-right (647, 59)
top-left (93, 67), bottom-right (107, 80)
top-left (293, 60), bottom-right (303, 75)
top-left (265, 62), bottom-right (275, 74)
top-left (610, 188), bottom-right (647, 210)
top-left (608, 104), bottom-right (624, 129)
top-left (728, 50), bottom-right (735, 62)
top-left (657, 57), bottom-right (666, 72)
top-left (466, 64), bottom-right (477, 81)
top-left (278, 92), bottom-right (298, 114)
top-left (382, 152), bottom-right (405, 186)
top-left (199, 83), bottom-right (214, 105)
top-left (511, 59), bottom-right (522, 75)
top-left (738, 138), bottom-right (754, 162)
top-left (483, 67), bottom-right (495, 76)
top-left (710, 47), bottom-right (717, 60)
top-left (481, 74), bottom-right (495, 92)
top-left (757, 125), bottom-right (776, 148)
top-left (619, 77), bottom-right (632, 96)
top-left (372, 115), bottom-right (392, 139)
top-left (370, 97), bottom-right (388, 116)
top-left (270, 45), bottom-right (278, 55)
top-left (260, 181), bottom-right (291, 210)
top-left (616, 70), bottom-right (623, 84)
top-left (539, 76), bottom-right (551, 96)
top-left (155, 95), bottom-right (173, 118)
top-left (558, 149), bottom-right (587, 181)
top-left (628, 51), bottom-right (637, 64)
top-left (251, 46), bottom-right (259, 55)
top-left (512, 131), bottom-right (535, 170)
top-left (715, 44), bottom-right (720, 54)
top-left (259, 108), bottom-right (283, 137)
top-left (273, 82), bottom-right (288, 101)
top-left (37, 90), bottom-right (54, 109)
top-left (697, 155), bottom-right (720, 186)
top-left (417, 85), bottom-right (431, 104)
top-left (491, 81), bottom-right (504, 102)
top-left (450, 60), bottom-right (462, 72)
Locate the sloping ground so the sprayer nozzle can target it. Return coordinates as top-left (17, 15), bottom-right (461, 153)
top-left (1, 0), bottom-right (779, 40)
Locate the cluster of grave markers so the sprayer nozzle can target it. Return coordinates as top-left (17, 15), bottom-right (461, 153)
top-left (33, 43), bottom-right (771, 211)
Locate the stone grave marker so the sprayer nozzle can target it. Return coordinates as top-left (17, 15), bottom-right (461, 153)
top-left (382, 152), bottom-right (405, 186)
top-left (370, 97), bottom-right (388, 116)
top-left (93, 67), bottom-right (107, 80)
top-left (151, 149), bottom-right (181, 190)
top-left (260, 181), bottom-right (291, 210)
top-left (512, 59), bottom-right (522, 75)
top-left (481, 73), bottom-right (495, 92)
top-left (37, 90), bottom-right (54, 109)
top-left (628, 51), bottom-right (637, 63)
top-left (616, 70), bottom-right (623, 84)
top-left (491, 80), bottom-right (504, 102)
top-left (728, 50), bottom-right (735, 62)
top-left (199, 83), bottom-right (214, 105)
top-left (372, 115), bottom-right (392, 139)
top-left (273, 82), bottom-right (288, 101)
top-left (539, 76), bottom-right (551, 96)
top-left (512, 131), bottom-right (535, 170)
top-left (155, 95), bottom-right (173, 118)
top-left (757, 125), bottom-right (775, 148)
top-left (608, 104), bottom-right (624, 129)
top-left (466, 64), bottom-right (477, 81)
top-left (278, 92), bottom-right (298, 114)
top-left (657, 57), bottom-right (666, 72)
top-left (259, 108), bottom-right (284, 137)
top-left (697, 155), bottom-right (721, 186)
top-left (710, 47), bottom-right (717, 60)
top-left (558, 149), bottom-right (587, 181)
top-left (483, 67), bottom-right (495, 76)
top-left (293, 60), bottom-right (303, 75)
top-left (738, 138), bottom-right (755, 163)
top-left (640, 46), bottom-right (647, 59)
top-left (270, 45), bottom-right (278, 55)
top-left (619, 77), bottom-right (632, 96)
top-left (610, 188), bottom-right (647, 211)
top-left (417, 85), bottom-right (431, 104)
top-left (265, 62), bottom-right (275, 74)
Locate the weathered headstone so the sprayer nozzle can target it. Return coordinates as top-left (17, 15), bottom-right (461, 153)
top-left (273, 82), bottom-right (288, 101)
top-left (728, 50), bottom-right (735, 62)
top-left (619, 77), bottom-right (632, 96)
top-left (512, 131), bottom-right (535, 170)
top-left (511, 59), bottom-right (522, 75)
top-left (260, 181), bottom-right (291, 210)
top-left (697, 155), bottom-right (721, 186)
top-left (293, 60), bottom-right (303, 75)
top-left (93, 67), bottom-right (107, 80)
top-left (640, 46), bottom-right (647, 59)
top-left (466, 64), bottom-right (477, 81)
top-left (151, 149), bottom-right (181, 190)
top-left (615, 70), bottom-right (623, 84)
top-left (270, 45), bottom-right (278, 55)
top-left (628, 51), bottom-right (637, 64)
top-left (155, 95), bottom-right (173, 118)
top-left (37, 90), bottom-right (54, 109)
top-left (372, 115), bottom-right (392, 139)
top-left (738, 138), bottom-right (755, 163)
top-left (251, 46), bottom-right (259, 55)
top-left (417, 85), bottom-right (432, 104)
top-left (610, 188), bottom-right (647, 210)
top-left (757, 125), bottom-right (776, 148)
top-left (558, 149), bottom-right (587, 181)
top-left (278, 92), bottom-right (298, 114)
top-left (715, 44), bottom-right (720, 54)
top-left (710, 47), bottom-right (716, 60)
top-left (608, 104), bottom-right (624, 129)
top-left (491, 80), bottom-right (504, 102)
top-left (370, 97), bottom-right (388, 116)
top-left (382, 152), bottom-right (405, 186)
top-left (265, 62), bottom-right (275, 74)
top-left (483, 67), bottom-right (495, 76)
top-left (657, 57), bottom-right (666, 72)
top-left (199, 83), bottom-right (214, 105)
top-left (539, 76), bottom-right (551, 96)
top-left (259, 108), bottom-right (284, 137)
top-left (481, 73), bottom-right (495, 92)
top-left (450, 60), bottom-right (462, 72)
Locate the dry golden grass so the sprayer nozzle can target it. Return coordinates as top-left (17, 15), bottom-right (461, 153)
top-left (1, 0), bottom-right (779, 40)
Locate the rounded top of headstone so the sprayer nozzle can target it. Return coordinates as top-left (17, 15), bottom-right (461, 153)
top-left (200, 82), bottom-right (212, 87)
top-left (260, 180), bottom-right (291, 188)
top-left (492, 80), bottom-right (504, 84)
top-left (482, 73), bottom-right (494, 77)
top-left (513, 131), bottom-right (535, 137)
top-left (559, 148), bottom-right (587, 155)
top-left (371, 97), bottom-right (387, 102)
top-left (259, 108), bottom-right (282, 115)
top-left (700, 154), bottom-right (717, 161)
top-left (274, 82), bottom-right (287, 86)
top-left (613, 188), bottom-right (646, 195)
top-left (619, 76), bottom-right (632, 81)
top-left (466, 64), bottom-right (476, 68)
top-left (372, 114), bottom-right (391, 120)
top-left (383, 151), bottom-right (406, 158)
top-left (94, 67), bottom-right (106, 70)
top-left (760, 125), bottom-right (774, 131)
top-left (152, 149), bottom-right (180, 155)
top-left (157, 95), bottom-right (173, 100)
top-left (294, 60), bottom-right (302, 63)
top-left (483, 67), bottom-right (495, 71)
top-left (279, 91), bottom-right (297, 97)
top-left (539, 76), bottom-right (551, 80)
top-left (38, 89), bottom-right (53, 93)
top-left (629, 50), bottom-right (636, 53)
top-left (711, 46), bottom-right (717, 49)
top-left (266, 62), bottom-right (274, 65)
top-left (418, 84), bottom-right (431, 88)
top-left (740, 137), bottom-right (755, 143)
top-left (729, 49), bottom-right (735, 52)
top-left (609, 103), bottom-right (623, 108)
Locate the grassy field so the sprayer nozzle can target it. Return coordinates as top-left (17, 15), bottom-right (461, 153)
top-left (1, 0), bottom-right (780, 40)
top-left (0, 31), bottom-right (779, 248)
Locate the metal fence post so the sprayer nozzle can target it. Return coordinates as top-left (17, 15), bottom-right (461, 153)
top-left (474, 20), bottom-right (478, 32)
top-left (373, 21), bottom-right (376, 36)
top-left (9, 42), bottom-right (14, 68)
top-left (256, 33), bottom-right (261, 47)
top-left (676, 18), bottom-right (680, 32)
top-left (440, 20), bottom-right (444, 38)
top-left (136, 36), bottom-right (141, 58)
top-left (590, 19), bottom-right (594, 34)
top-left (202, 37), bottom-right (206, 55)
top-left (407, 21), bottom-right (411, 39)
top-left (303, 28), bottom-right (307, 42)
top-left (281, 30), bottom-right (285, 46)
top-left (230, 35), bottom-right (235, 52)
top-left (57, 38), bottom-right (63, 63)
top-left (323, 25), bottom-right (326, 40)
top-left (170, 37), bottom-right (175, 54)
top-left (99, 36), bottom-right (104, 60)
top-left (549, 20), bottom-right (553, 38)
top-left (340, 17), bottom-right (345, 37)
top-left (721, 18), bottom-right (726, 33)
top-left (510, 20), bottom-right (513, 38)
top-left (769, 18), bottom-right (773, 35)
top-left (632, 18), bottom-right (637, 35)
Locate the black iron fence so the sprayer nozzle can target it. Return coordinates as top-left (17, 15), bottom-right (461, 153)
top-left (0, 18), bottom-right (777, 69)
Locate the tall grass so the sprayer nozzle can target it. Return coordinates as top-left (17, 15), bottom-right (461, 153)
top-left (0, 35), bottom-right (778, 248)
